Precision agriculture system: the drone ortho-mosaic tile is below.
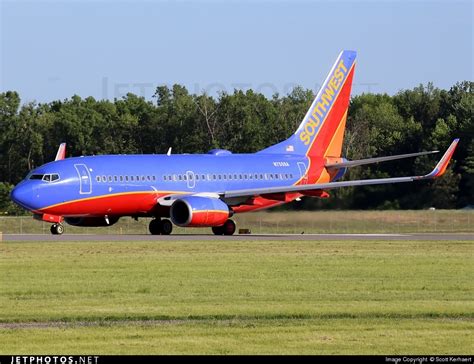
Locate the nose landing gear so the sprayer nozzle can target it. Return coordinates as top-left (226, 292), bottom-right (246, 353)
top-left (50, 223), bottom-right (64, 235)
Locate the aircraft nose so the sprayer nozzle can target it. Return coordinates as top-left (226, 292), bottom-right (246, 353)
top-left (11, 183), bottom-right (35, 210)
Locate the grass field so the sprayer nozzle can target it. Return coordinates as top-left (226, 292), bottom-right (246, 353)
top-left (0, 210), bottom-right (473, 234)
top-left (1, 239), bottom-right (473, 354)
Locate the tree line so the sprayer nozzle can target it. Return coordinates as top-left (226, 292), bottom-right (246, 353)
top-left (0, 81), bottom-right (472, 214)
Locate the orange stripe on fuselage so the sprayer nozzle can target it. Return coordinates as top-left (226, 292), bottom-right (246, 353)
top-left (41, 189), bottom-right (291, 217)
top-left (39, 191), bottom-right (185, 216)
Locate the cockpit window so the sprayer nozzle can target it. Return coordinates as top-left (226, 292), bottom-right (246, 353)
top-left (29, 173), bottom-right (60, 182)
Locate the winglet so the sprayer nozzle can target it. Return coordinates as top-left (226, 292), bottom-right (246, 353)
top-left (421, 139), bottom-right (459, 179)
top-left (55, 143), bottom-right (67, 161)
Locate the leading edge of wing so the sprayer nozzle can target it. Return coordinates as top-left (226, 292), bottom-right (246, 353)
top-left (222, 139), bottom-right (459, 199)
top-left (325, 150), bottom-right (439, 169)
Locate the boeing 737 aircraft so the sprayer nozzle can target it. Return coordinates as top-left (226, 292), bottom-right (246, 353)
top-left (11, 50), bottom-right (459, 235)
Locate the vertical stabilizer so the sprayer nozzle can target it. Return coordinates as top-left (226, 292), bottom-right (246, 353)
top-left (259, 50), bottom-right (356, 158)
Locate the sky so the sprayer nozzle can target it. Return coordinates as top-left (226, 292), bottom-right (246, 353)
top-left (1, 0), bottom-right (472, 103)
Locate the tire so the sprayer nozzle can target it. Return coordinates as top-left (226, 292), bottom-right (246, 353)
top-left (50, 223), bottom-right (64, 235)
top-left (160, 219), bottom-right (173, 235)
top-left (149, 219), bottom-right (161, 235)
top-left (223, 219), bottom-right (236, 236)
top-left (212, 226), bottom-right (224, 235)
top-left (56, 224), bottom-right (64, 235)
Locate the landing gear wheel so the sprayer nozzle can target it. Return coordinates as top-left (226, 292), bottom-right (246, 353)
top-left (212, 226), bottom-right (224, 235)
top-left (223, 219), bottom-right (236, 236)
top-left (50, 223), bottom-right (64, 235)
top-left (160, 219), bottom-right (173, 235)
top-left (149, 219), bottom-right (161, 235)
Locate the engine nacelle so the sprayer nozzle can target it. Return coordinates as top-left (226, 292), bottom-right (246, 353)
top-left (170, 196), bottom-right (230, 227)
top-left (65, 216), bottom-right (120, 227)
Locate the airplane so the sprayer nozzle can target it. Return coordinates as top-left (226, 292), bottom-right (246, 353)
top-left (10, 50), bottom-right (459, 235)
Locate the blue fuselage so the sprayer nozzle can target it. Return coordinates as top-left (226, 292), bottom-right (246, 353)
top-left (12, 152), bottom-right (322, 216)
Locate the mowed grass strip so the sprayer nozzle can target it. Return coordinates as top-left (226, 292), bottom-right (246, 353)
top-left (1, 210), bottom-right (473, 234)
top-left (1, 240), bottom-right (473, 354)
top-left (1, 318), bottom-right (472, 355)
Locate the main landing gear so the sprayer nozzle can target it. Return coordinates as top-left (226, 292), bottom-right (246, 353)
top-left (50, 223), bottom-right (64, 235)
top-left (212, 219), bottom-right (236, 236)
top-left (149, 218), bottom-right (173, 235)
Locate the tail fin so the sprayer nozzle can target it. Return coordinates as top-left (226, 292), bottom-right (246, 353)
top-left (259, 50), bottom-right (356, 157)
top-left (55, 143), bottom-right (66, 161)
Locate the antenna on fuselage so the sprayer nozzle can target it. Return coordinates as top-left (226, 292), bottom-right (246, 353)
top-left (167, 147), bottom-right (172, 156)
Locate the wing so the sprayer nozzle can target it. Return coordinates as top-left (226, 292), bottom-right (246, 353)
top-left (325, 150), bottom-right (438, 169)
top-left (221, 139), bottom-right (459, 200)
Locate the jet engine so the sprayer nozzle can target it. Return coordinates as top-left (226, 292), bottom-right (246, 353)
top-left (170, 196), bottom-right (231, 227)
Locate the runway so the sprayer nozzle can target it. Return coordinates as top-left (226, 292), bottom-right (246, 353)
top-left (2, 233), bottom-right (472, 241)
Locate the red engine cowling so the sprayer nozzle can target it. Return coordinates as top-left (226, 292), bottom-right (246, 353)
top-left (170, 196), bottom-right (230, 227)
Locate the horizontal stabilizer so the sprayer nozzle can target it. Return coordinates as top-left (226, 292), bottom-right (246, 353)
top-left (326, 150), bottom-right (439, 169)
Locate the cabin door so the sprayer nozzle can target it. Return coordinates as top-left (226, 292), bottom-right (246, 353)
top-left (74, 164), bottom-right (92, 194)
